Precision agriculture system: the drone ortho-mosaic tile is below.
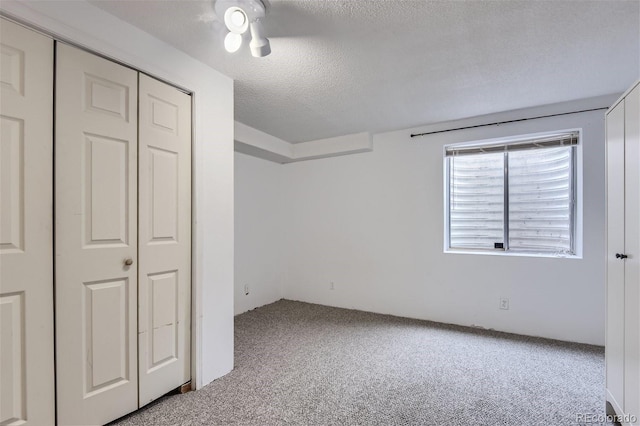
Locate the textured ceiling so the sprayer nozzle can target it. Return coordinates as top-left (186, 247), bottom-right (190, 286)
top-left (90, 0), bottom-right (639, 143)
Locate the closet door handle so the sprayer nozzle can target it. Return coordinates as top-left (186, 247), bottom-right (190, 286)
top-left (616, 253), bottom-right (628, 259)
top-left (124, 258), bottom-right (134, 266)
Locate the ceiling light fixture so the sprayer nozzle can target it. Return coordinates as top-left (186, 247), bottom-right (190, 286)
top-left (216, 0), bottom-right (271, 57)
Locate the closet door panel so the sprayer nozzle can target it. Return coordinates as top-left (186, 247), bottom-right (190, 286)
top-left (138, 74), bottom-right (191, 405)
top-left (55, 43), bottom-right (138, 425)
top-left (607, 99), bottom-right (626, 412)
top-left (624, 84), bottom-right (640, 423)
top-left (0, 18), bottom-right (54, 426)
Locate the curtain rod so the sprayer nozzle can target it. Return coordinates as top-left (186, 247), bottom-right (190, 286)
top-left (409, 107), bottom-right (608, 138)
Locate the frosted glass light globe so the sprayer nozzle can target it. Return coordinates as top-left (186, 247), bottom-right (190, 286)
top-left (230, 10), bottom-right (246, 28)
top-left (224, 32), bottom-right (242, 53)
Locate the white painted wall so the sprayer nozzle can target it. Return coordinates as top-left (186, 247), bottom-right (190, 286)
top-left (0, 1), bottom-right (234, 387)
top-left (283, 108), bottom-right (607, 346)
top-left (235, 152), bottom-right (286, 314)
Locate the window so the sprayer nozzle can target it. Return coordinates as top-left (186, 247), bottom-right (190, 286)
top-left (444, 132), bottom-right (578, 256)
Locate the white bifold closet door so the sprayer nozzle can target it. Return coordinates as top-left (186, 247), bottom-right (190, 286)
top-left (606, 83), bottom-right (640, 424)
top-left (607, 93), bottom-right (626, 414)
top-left (0, 18), bottom-right (55, 426)
top-left (55, 43), bottom-right (139, 425)
top-left (137, 74), bottom-right (191, 405)
top-left (55, 43), bottom-right (191, 425)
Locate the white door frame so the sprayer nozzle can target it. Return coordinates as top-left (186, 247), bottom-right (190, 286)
top-left (0, 1), bottom-right (236, 389)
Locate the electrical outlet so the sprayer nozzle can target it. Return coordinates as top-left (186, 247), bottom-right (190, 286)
top-left (244, 284), bottom-right (250, 295)
top-left (330, 282), bottom-right (335, 290)
top-left (499, 298), bottom-right (509, 310)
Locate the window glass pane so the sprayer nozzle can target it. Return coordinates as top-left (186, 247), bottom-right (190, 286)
top-left (508, 147), bottom-right (573, 254)
top-left (449, 153), bottom-right (504, 249)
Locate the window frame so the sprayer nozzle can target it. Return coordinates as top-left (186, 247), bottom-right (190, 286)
top-left (443, 130), bottom-right (581, 258)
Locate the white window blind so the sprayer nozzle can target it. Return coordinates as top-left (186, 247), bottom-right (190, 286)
top-left (446, 132), bottom-right (577, 255)
top-left (449, 153), bottom-right (504, 249)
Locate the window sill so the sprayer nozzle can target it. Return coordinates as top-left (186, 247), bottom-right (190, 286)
top-left (443, 249), bottom-right (582, 260)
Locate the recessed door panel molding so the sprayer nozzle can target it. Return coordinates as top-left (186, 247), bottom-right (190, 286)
top-left (0, 18), bottom-right (55, 426)
top-left (83, 278), bottom-right (130, 396)
top-left (0, 292), bottom-right (26, 425)
top-left (0, 43), bottom-right (25, 95)
top-left (84, 133), bottom-right (130, 247)
top-left (149, 147), bottom-right (178, 243)
top-left (148, 270), bottom-right (179, 370)
top-left (56, 42), bottom-right (139, 426)
top-left (0, 115), bottom-right (24, 253)
top-left (149, 95), bottom-right (178, 134)
top-left (84, 73), bottom-right (130, 121)
top-left (138, 73), bottom-right (192, 406)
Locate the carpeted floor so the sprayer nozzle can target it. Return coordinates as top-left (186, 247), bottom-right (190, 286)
top-left (111, 299), bottom-right (608, 425)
